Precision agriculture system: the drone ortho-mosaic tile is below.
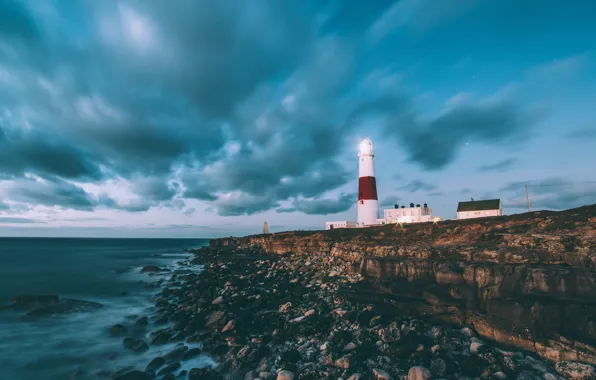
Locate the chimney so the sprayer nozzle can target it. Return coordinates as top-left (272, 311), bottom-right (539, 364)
top-left (415, 204), bottom-right (420, 207)
top-left (394, 204), bottom-right (398, 209)
top-left (423, 203), bottom-right (428, 208)
top-left (409, 202), bottom-right (415, 208)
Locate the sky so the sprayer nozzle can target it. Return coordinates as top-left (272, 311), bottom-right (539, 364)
top-left (1, 0), bottom-right (595, 238)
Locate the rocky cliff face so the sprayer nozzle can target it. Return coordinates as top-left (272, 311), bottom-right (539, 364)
top-left (210, 205), bottom-right (596, 364)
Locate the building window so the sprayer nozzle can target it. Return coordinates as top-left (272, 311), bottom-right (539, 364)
top-left (360, 200), bottom-right (364, 204)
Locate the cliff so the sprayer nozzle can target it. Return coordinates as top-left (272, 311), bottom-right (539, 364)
top-left (209, 205), bottom-right (596, 365)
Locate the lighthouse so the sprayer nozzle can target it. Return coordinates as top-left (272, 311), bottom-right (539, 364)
top-left (357, 138), bottom-right (379, 227)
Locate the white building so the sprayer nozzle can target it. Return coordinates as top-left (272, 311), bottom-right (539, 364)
top-left (457, 198), bottom-right (502, 220)
top-left (325, 221), bottom-right (358, 230)
top-left (378, 203), bottom-right (434, 224)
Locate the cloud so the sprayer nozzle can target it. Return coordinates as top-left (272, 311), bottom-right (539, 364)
top-left (501, 177), bottom-right (596, 210)
top-left (397, 180), bottom-right (437, 193)
top-left (183, 208), bottom-right (196, 216)
top-left (0, 0), bottom-right (41, 43)
top-left (349, 94), bottom-right (532, 171)
top-left (0, 202), bottom-right (9, 211)
top-left (368, 0), bottom-right (479, 41)
top-left (529, 53), bottom-right (592, 78)
top-left (0, 217), bottom-right (44, 224)
top-left (476, 158), bottom-right (518, 172)
top-left (215, 192), bottom-right (281, 217)
top-left (2, 177), bottom-right (98, 211)
top-left (0, 0), bottom-right (542, 221)
top-left (566, 127), bottom-right (596, 141)
top-left (277, 192), bottom-right (355, 215)
top-left (379, 195), bottom-right (400, 208)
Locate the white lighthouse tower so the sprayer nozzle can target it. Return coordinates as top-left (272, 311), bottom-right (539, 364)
top-left (357, 138), bottom-right (379, 227)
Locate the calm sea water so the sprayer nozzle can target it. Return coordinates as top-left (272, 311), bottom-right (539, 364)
top-left (0, 237), bottom-right (210, 380)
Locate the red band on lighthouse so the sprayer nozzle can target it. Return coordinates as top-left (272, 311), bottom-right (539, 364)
top-left (358, 176), bottom-right (378, 200)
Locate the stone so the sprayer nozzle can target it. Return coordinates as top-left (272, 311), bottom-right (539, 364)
top-left (157, 362), bottom-right (181, 376)
top-left (245, 371), bottom-right (259, 380)
top-left (373, 368), bottom-right (392, 380)
top-left (470, 341), bottom-right (484, 354)
top-left (145, 357), bottom-right (165, 371)
top-left (408, 366), bottom-right (431, 380)
top-left (335, 355), bottom-right (352, 369)
top-left (555, 361), bottom-right (596, 379)
top-left (222, 319), bottom-right (236, 332)
top-left (277, 370), bottom-right (295, 380)
top-left (110, 324), bottom-right (127, 336)
top-left (279, 302), bottom-right (292, 313)
top-left (212, 296), bottom-right (223, 305)
top-left (111, 370), bottom-right (153, 380)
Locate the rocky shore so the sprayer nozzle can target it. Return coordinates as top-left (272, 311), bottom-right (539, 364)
top-left (210, 205), bottom-right (596, 367)
top-left (105, 241), bottom-right (595, 379)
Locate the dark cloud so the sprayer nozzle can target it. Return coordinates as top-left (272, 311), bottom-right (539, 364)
top-left (216, 193), bottom-right (281, 217)
top-left (0, 0), bottom-right (40, 42)
top-left (350, 96), bottom-right (532, 170)
top-left (0, 217), bottom-right (44, 224)
top-left (276, 192), bottom-right (355, 215)
top-left (397, 180), bottom-right (437, 193)
top-left (3, 178), bottom-right (97, 211)
top-left (379, 196), bottom-right (400, 208)
top-left (0, 202), bottom-right (9, 211)
top-left (0, 0), bottom-right (536, 218)
top-left (183, 208), bottom-right (196, 216)
top-left (460, 188), bottom-right (472, 194)
top-left (566, 127), bottom-right (596, 141)
top-left (501, 177), bottom-right (596, 210)
top-left (476, 158), bottom-right (518, 172)
top-left (427, 191), bottom-right (444, 197)
top-left (0, 126), bottom-right (103, 181)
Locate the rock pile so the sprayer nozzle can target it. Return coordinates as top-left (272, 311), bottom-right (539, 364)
top-left (109, 246), bottom-right (596, 379)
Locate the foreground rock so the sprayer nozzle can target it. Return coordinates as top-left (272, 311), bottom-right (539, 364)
top-left (1, 295), bottom-right (104, 320)
top-left (209, 204), bottom-right (596, 364)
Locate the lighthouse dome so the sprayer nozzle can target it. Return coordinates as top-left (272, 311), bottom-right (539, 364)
top-left (359, 138), bottom-right (373, 156)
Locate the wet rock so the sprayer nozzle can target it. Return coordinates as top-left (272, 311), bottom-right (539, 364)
top-left (145, 357), bottom-right (165, 372)
top-left (10, 295), bottom-right (59, 308)
top-left (182, 347), bottom-right (202, 360)
top-left (141, 265), bottom-right (164, 273)
top-left (164, 346), bottom-right (188, 361)
top-left (407, 366), bottom-right (431, 380)
top-left (110, 324), bottom-right (127, 336)
top-left (149, 329), bottom-right (173, 345)
top-left (212, 296), bottom-right (223, 305)
top-left (21, 298), bottom-right (103, 320)
top-left (123, 337), bottom-right (149, 353)
top-left (555, 361), bottom-right (596, 379)
top-left (111, 370), bottom-right (154, 380)
top-left (136, 316), bottom-right (149, 325)
top-left (157, 362), bottom-right (180, 376)
top-left (245, 371), bottom-right (258, 380)
top-left (188, 367), bottom-right (223, 379)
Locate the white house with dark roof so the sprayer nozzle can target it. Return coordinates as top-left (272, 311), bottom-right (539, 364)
top-left (457, 198), bottom-right (502, 220)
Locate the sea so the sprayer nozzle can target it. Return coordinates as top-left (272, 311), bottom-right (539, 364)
top-left (0, 237), bottom-right (214, 380)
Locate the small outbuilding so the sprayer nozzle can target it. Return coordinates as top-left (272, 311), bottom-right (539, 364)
top-left (457, 198), bottom-right (502, 220)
